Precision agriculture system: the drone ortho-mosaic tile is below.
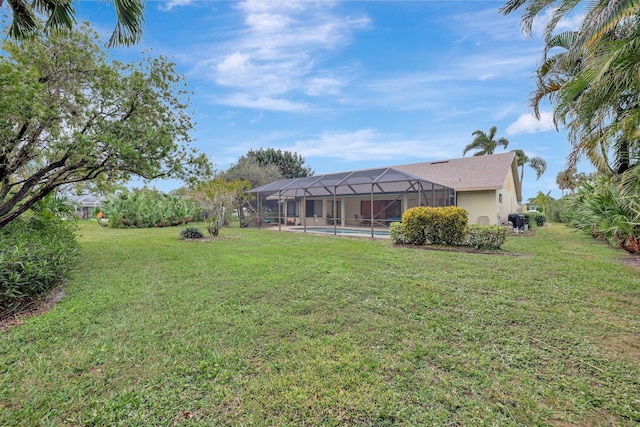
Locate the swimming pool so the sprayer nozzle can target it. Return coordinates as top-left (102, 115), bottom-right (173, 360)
top-left (291, 227), bottom-right (390, 237)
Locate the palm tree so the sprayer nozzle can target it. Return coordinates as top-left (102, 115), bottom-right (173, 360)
top-left (513, 149), bottom-right (547, 194)
top-left (463, 126), bottom-right (510, 157)
top-left (556, 166), bottom-right (578, 195)
top-left (528, 190), bottom-right (554, 215)
top-left (3, 0), bottom-right (145, 47)
top-left (502, 0), bottom-right (640, 195)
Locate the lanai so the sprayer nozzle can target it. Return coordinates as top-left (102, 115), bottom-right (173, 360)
top-left (248, 167), bottom-right (456, 238)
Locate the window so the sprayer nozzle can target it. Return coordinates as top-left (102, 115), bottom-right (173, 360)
top-left (499, 193), bottom-right (503, 203)
top-left (286, 200), bottom-right (297, 216)
top-left (360, 200), bottom-right (401, 219)
top-left (305, 200), bottom-right (323, 217)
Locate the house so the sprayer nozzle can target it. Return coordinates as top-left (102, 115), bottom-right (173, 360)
top-left (249, 151), bottom-right (521, 228)
top-left (66, 195), bottom-right (104, 219)
top-left (394, 151), bottom-right (521, 225)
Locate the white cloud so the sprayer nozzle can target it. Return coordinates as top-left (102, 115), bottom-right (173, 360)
top-left (245, 12), bottom-right (293, 32)
top-left (215, 52), bottom-right (253, 86)
top-left (460, 50), bottom-right (539, 80)
top-left (189, 1), bottom-right (369, 108)
top-left (306, 76), bottom-right (345, 96)
top-left (160, 0), bottom-right (194, 12)
top-left (531, 7), bottom-right (585, 38)
top-left (450, 7), bottom-right (527, 42)
top-left (215, 93), bottom-right (308, 112)
top-left (506, 111), bottom-right (556, 135)
top-left (287, 129), bottom-right (459, 162)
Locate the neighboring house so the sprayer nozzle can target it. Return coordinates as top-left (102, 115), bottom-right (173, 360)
top-left (249, 152), bottom-right (521, 227)
top-left (67, 195), bottom-right (104, 219)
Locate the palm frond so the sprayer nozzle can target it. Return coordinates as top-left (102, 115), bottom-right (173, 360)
top-left (579, 0), bottom-right (640, 49)
top-left (6, 0), bottom-right (39, 39)
top-left (499, 0), bottom-right (528, 15)
top-left (543, 0), bottom-right (583, 43)
top-left (106, 0), bottom-right (145, 48)
top-left (33, 0), bottom-right (75, 32)
top-left (546, 30), bottom-right (580, 51)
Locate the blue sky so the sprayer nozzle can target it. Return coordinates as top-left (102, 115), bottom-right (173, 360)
top-left (77, 0), bottom-right (589, 201)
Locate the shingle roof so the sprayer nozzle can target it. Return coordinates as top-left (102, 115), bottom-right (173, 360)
top-left (393, 151), bottom-right (519, 196)
top-left (249, 152), bottom-right (520, 202)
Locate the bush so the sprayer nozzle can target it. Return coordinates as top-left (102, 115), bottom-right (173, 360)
top-left (524, 212), bottom-right (546, 228)
top-left (1, 216), bottom-right (79, 314)
top-left (180, 227), bottom-right (204, 239)
top-left (389, 222), bottom-right (405, 244)
top-left (102, 188), bottom-right (202, 228)
top-left (563, 175), bottom-right (640, 253)
top-left (402, 206), bottom-right (468, 246)
top-left (548, 198), bottom-right (568, 223)
top-left (465, 225), bottom-right (508, 249)
top-left (531, 212), bottom-right (547, 226)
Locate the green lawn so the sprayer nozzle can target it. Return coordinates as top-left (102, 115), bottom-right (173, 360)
top-left (1, 223), bottom-right (638, 426)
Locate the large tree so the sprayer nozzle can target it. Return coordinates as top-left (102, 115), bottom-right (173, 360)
top-left (2, 0), bottom-right (145, 47)
top-left (191, 178), bottom-right (252, 236)
top-left (246, 148), bottom-right (313, 179)
top-left (502, 0), bottom-right (640, 193)
top-left (221, 156), bottom-right (282, 189)
top-left (0, 25), bottom-right (210, 228)
top-left (462, 126), bottom-right (510, 156)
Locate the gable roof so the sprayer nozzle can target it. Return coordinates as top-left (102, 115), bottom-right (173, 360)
top-left (393, 152), bottom-right (521, 201)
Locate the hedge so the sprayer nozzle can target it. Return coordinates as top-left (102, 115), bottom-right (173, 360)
top-left (402, 206), bottom-right (468, 245)
top-left (465, 225), bottom-right (508, 249)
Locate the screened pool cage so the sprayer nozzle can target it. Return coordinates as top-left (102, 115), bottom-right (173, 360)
top-left (247, 167), bottom-right (456, 238)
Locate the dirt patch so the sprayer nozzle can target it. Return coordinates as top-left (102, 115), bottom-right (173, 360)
top-left (0, 287), bottom-right (65, 332)
top-left (507, 228), bottom-right (537, 238)
top-left (597, 332), bottom-right (640, 364)
top-left (621, 254), bottom-right (640, 274)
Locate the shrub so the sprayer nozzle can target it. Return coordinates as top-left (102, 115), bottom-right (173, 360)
top-left (389, 222), bottom-right (405, 244)
top-left (102, 188), bottom-right (202, 228)
top-left (523, 212), bottom-right (546, 228)
top-left (1, 216), bottom-right (79, 314)
top-left (564, 175), bottom-right (640, 253)
top-left (465, 225), bottom-right (508, 249)
top-left (180, 227), bottom-right (204, 239)
top-left (530, 212), bottom-right (547, 227)
top-left (548, 198), bottom-right (568, 223)
top-left (402, 206), bottom-right (468, 246)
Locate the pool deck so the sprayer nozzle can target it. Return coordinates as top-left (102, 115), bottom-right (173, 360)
top-left (263, 225), bottom-right (391, 239)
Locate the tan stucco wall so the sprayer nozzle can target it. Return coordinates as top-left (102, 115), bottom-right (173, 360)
top-left (498, 167), bottom-right (520, 224)
top-left (343, 197), bottom-right (360, 226)
top-left (457, 164), bottom-right (520, 225)
top-left (457, 191), bottom-right (499, 225)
